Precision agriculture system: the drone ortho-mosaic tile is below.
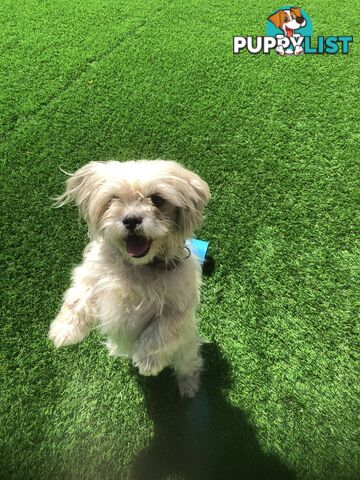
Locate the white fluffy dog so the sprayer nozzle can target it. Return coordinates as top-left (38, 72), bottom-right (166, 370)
top-left (48, 160), bottom-right (210, 397)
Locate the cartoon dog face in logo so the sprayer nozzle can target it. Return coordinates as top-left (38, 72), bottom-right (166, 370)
top-left (268, 7), bottom-right (306, 37)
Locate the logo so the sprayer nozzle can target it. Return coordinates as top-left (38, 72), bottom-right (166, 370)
top-left (233, 6), bottom-right (353, 55)
top-left (266, 6), bottom-right (311, 55)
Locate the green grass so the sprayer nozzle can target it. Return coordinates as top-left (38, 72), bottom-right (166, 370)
top-left (1, 1), bottom-right (359, 479)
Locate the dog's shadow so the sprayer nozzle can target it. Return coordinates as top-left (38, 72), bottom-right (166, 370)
top-left (131, 343), bottom-right (296, 480)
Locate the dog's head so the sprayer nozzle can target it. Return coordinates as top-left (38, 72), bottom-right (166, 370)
top-left (268, 7), bottom-right (306, 36)
top-left (55, 160), bottom-right (210, 264)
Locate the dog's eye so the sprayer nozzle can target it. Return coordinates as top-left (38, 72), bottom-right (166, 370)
top-left (150, 194), bottom-right (165, 208)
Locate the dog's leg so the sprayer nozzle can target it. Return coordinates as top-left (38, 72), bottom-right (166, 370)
top-left (132, 320), bottom-right (178, 377)
top-left (132, 307), bottom-right (195, 378)
top-left (49, 266), bottom-right (97, 347)
top-left (133, 308), bottom-right (203, 397)
top-left (171, 338), bottom-right (203, 398)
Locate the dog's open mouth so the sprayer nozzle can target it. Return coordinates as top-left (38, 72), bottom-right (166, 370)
top-left (125, 235), bottom-right (151, 258)
top-left (285, 26), bottom-right (294, 37)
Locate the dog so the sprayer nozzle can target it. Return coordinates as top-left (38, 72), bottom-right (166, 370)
top-left (268, 7), bottom-right (307, 55)
top-left (48, 160), bottom-right (210, 397)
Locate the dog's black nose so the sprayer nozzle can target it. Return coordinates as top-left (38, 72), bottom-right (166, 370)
top-left (296, 16), bottom-right (304, 24)
top-left (123, 215), bottom-right (142, 231)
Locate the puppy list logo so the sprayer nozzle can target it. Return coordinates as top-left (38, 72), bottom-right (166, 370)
top-left (233, 6), bottom-right (353, 55)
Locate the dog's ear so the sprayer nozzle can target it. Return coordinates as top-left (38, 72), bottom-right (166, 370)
top-left (54, 161), bottom-right (106, 232)
top-left (173, 167), bottom-right (211, 238)
top-left (290, 7), bottom-right (302, 18)
top-left (268, 10), bottom-right (284, 29)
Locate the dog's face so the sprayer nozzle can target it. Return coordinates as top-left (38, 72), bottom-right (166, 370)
top-left (268, 8), bottom-right (306, 36)
top-left (56, 160), bottom-right (210, 265)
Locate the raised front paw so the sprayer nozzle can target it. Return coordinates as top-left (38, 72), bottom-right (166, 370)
top-left (49, 309), bottom-right (86, 347)
top-left (133, 353), bottom-right (165, 377)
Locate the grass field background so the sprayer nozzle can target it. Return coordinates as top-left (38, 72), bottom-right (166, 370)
top-left (1, 1), bottom-right (359, 479)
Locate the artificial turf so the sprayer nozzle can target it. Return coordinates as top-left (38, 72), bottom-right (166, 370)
top-left (1, 1), bottom-right (359, 479)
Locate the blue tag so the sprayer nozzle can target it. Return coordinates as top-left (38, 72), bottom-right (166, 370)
top-left (186, 238), bottom-right (209, 265)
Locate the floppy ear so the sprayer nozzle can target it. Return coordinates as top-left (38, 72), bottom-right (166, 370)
top-left (268, 11), bottom-right (283, 29)
top-left (174, 168), bottom-right (211, 238)
top-left (54, 161), bottom-right (106, 232)
top-left (290, 7), bottom-right (302, 18)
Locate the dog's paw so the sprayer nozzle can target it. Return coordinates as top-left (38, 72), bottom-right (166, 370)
top-left (133, 353), bottom-right (165, 377)
top-left (177, 371), bottom-right (201, 398)
top-left (49, 310), bottom-right (85, 347)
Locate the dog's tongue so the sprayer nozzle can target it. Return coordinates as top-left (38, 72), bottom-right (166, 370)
top-left (286, 26), bottom-right (293, 37)
top-left (125, 236), bottom-right (149, 257)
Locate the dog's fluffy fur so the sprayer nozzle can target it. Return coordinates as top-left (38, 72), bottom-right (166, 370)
top-left (48, 160), bottom-right (210, 397)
